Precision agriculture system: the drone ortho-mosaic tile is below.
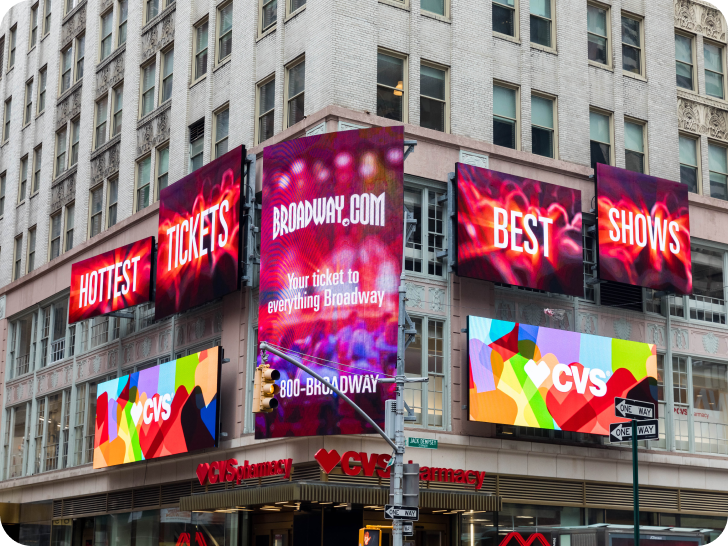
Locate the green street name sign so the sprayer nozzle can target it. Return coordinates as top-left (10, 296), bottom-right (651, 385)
top-left (407, 437), bottom-right (438, 449)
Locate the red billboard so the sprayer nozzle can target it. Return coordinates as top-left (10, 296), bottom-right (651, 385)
top-left (597, 164), bottom-right (692, 294)
top-left (257, 126), bottom-right (403, 438)
top-left (457, 163), bottom-right (584, 296)
top-left (155, 146), bottom-right (243, 320)
top-left (69, 237), bottom-right (154, 324)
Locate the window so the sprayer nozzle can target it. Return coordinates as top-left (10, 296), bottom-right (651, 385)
top-left (587, 4), bottom-right (609, 66)
top-left (141, 62), bottom-right (156, 117)
top-left (33, 397), bottom-right (44, 473)
top-left (95, 96), bottom-right (108, 149)
top-left (261, 0), bottom-right (276, 34)
top-left (589, 110), bottom-right (611, 170)
top-left (493, 0), bottom-right (516, 37)
top-left (214, 108), bottom-right (229, 158)
top-left (189, 119), bottom-right (204, 171)
top-left (156, 145), bottom-right (169, 198)
top-left (8, 26), bottom-right (16, 70)
top-left (75, 35), bottom-right (85, 81)
top-left (43, 0), bottom-right (51, 36)
top-left (112, 85), bottom-right (123, 135)
top-left (3, 98), bottom-right (11, 142)
top-left (27, 227), bottom-right (36, 273)
top-left (531, 0), bottom-right (552, 47)
top-left (49, 212), bottom-right (61, 259)
top-left (679, 134), bottom-right (699, 193)
top-left (100, 10), bottom-right (113, 61)
top-left (43, 393), bottom-right (62, 471)
top-left (693, 360), bottom-right (728, 455)
top-left (219, 3), bottom-right (233, 62)
top-left (404, 316), bottom-right (447, 428)
top-left (30, 4), bottom-right (38, 48)
top-left (675, 33), bottom-right (694, 91)
top-left (422, 0), bottom-right (445, 16)
top-left (64, 203), bottom-right (74, 252)
top-left (160, 48), bottom-right (174, 103)
top-left (288, 0), bottom-right (305, 15)
top-left (136, 156), bottom-right (151, 211)
top-left (118, 0), bottom-right (128, 45)
top-left (420, 63), bottom-right (447, 132)
top-left (624, 120), bottom-right (645, 174)
top-left (37, 67), bottom-right (46, 114)
top-left (0, 172), bottom-right (6, 216)
top-left (107, 176), bottom-right (118, 227)
top-left (709, 143), bottom-right (728, 201)
top-left (285, 59), bottom-right (305, 128)
top-left (60, 46), bottom-right (72, 93)
top-left (70, 118), bottom-right (80, 166)
top-left (705, 42), bottom-right (725, 99)
top-left (65, 0), bottom-right (78, 15)
top-left (531, 94), bottom-right (555, 158)
top-left (146, 0), bottom-right (159, 23)
top-left (89, 185), bottom-right (103, 237)
top-left (13, 235), bottom-right (22, 280)
top-left (582, 223), bottom-right (596, 301)
top-left (690, 247), bottom-right (725, 324)
top-left (18, 156), bottom-right (28, 203)
top-left (377, 52), bottom-right (406, 122)
top-left (493, 83), bottom-right (518, 149)
top-left (23, 80), bottom-right (33, 125)
top-left (32, 147), bottom-right (41, 194)
top-left (55, 128), bottom-right (67, 176)
top-left (257, 78), bottom-right (275, 144)
top-left (621, 15), bottom-right (642, 75)
top-left (8, 405), bottom-right (27, 478)
top-left (404, 185), bottom-right (446, 277)
top-left (194, 20), bottom-right (208, 80)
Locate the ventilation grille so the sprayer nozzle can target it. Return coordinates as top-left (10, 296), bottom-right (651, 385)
top-left (62, 494), bottom-right (107, 517)
top-left (680, 489), bottom-right (728, 513)
top-left (206, 482), bottom-right (226, 493)
top-left (189, 119), bottom-right (205, 143)
top-left (500, 476), bottom-right (584, 505)
top-left (600, 281), bottom-right (643, 312)
top-left (192, 480), bottom-right (207, 495)
top-left (291, 465), bottom-right (321, 482)
top-left (133, 487), bottom-right (160, 509)
top-left (52, 500), bottom-right (62, 518)
top-left (573, 534), bottom-right (597, 546)
top-left (161, 482), bottom-right (192, 506)
top-left (585, 483), bottom-right (632, 507)
top-left (107, 490), bottom-right (133, 512)
top-left (640, 487), bottom-right (678, 510)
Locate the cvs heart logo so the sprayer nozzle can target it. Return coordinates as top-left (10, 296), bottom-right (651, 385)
top-left (524, 360), bottom-right (550, 389)
top-left (130, 401), bottom-right (144, 426)
top-left (196, 463), bottom-right (210, 485)
top-left (314, 449), bottom-right (341, 474)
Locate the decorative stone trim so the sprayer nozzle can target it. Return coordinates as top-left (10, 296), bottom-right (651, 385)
top-left (141, 7), bottom-right (176, 62)
top-left (677, 95), bottom-right (728, 142)
top-left (56, 85), bottom-right (83, 130)
top-left (675, 0), bottom-right (726, 43)
top-left (61, 1), bottom-right (87, 49)
top-left (136, 103), bottom-right (171, 157)
top-left (90, 139), bottom-right (121, 186)
top-left (51, 167), bottom-right (77, 212)
top-left (96, 47), bottom-right (125, 99)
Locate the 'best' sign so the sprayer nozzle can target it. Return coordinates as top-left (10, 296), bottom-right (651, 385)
top-left (69, 237), bottom-right (154, 324)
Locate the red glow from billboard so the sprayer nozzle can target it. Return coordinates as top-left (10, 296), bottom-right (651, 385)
top-left (457, 163), bottom-right (584, 296)
top-left (597, 164), bottom-right (692, 294)
top-left (155, 146), bottom-right (243, 320)
top-left (69, 237), bottom-right (154, 324)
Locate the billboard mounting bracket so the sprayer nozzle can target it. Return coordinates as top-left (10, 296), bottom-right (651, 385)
top-left (404, 140), bottom-right (417, 161)
top-left (106, 311), bottom-right (134, 320)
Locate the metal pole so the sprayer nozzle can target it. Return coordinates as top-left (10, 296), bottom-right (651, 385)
top-left (392, 276), bottom-right (407, 546)
top-left (632, 419), bottom-right (640, 546)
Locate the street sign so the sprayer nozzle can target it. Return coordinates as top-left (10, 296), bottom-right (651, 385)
top-left (384, 505), bottom-right (419, 521)
top-left (615, 397), bottom-right (655, 421)
top-left (609, 419), bottom-right (659, 443)
top-left (407, 437), bottom-right (438, 449)
top-left (403, 522), bottom-right (414, 536)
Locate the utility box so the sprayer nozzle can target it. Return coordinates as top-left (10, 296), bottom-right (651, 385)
top-left (385, 400), bottom-right (396, 441)
top-left (390, 463), bottom-right (420, 507)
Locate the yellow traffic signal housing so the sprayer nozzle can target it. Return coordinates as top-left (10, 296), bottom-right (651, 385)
top-left (252, 364), bottom-right (280, 413)
top-left (358, 528), bottom-right (381, 546)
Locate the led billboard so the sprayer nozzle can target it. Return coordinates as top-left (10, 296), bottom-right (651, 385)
top-left (257, 126), bottom-right (403, 438)
top-left (155, 146), bottom-right (243, 320)
top-left (597, 163), bottom-right (692, 294)
top-left (457, 163), bottom-right (583, 296)
top-left (69, 237), bottom-right (154, 324)
top-left (468, 316), bottom-right (658, 435)
top-left (93, 346), bottom-right (221, 469)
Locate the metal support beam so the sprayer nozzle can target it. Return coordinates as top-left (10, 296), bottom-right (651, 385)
top-left (404, 140), bottom-right (417, 161)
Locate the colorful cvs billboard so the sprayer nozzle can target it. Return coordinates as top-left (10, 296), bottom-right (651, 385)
top-left (597, 163), bottom-right (692, 294)
top-left (93, 347), bottom-right (221, 469)
top-left (69, 237), bottom-right (154, 324)
top-left (257, 126), bottom-right (404, 438)
top-left (468, 316), bottom-right (658, 435)
top-left (155, 146), bottom-right (244, 320)
top-left (457, 163), bottom-right (583, 296)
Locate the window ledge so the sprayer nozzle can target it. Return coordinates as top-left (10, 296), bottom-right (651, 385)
top-left (52, 165), bottom-right (77, 187)
top-left (22, 122), bottom-right (30, 130)
top-left (62, 0), bottom-right (87, 26)
top-left (494, 32), bottom-right (520, 45)
top-left (141, 2), bottom-right (176, 34)
top-left (16, 200), bottom-right (26, 208)
top-left (35, 110), bottom-right (45, 121)
top-left (190, 74), bottom-right (207, 89)
top-left (623, 71), bottom-right (647, 82)
top-left (257, 26), bottom-right (277, 42)
top-left (421, 10), bottom-right (450, 23)
top-left (6, 67), bottom-right (14, 75)
top-left (57, 80), bottom-right (83, 105)
top-left (30, 191), bottom-right (39, 200)
top-left (378, 0), bottom-right (409, 11)
top-left (137, 100), bottom-right (172, 128)
top-left (213, 58), bottom-right (231, 72)
top-left (90, 133), bottom-right (121, 160)
top-left (531, 42), bottom-right (557, 55)
top-left (285, 4), bottom-right (306, 22)
top-left (95, 42), bottom-right (126, 74)
top-left (588, 60), bottom-right (613, 72)
top-left (27, 45), bottom-right (36, 55)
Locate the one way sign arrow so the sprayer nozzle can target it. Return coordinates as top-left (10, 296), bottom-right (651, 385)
top-left (609, 419), bottom-right (659, 443)
top-left (384, 505), bottom-right (419, 521)
top-left (614, 397), bottom-right (655, 420)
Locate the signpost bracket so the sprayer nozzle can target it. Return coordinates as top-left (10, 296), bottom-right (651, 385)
top-left (403, 400), bottom-right (417, 422)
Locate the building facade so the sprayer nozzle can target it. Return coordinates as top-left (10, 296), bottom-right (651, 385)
top-left (0, 0), bottom-right (727, 543)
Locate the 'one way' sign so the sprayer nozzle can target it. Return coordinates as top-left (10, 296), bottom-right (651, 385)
top-left (614, 397), bottom-right (655, 420)
top-left (609, 419), bottom-right (659, 443)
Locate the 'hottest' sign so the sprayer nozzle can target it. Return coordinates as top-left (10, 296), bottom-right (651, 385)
top-left (155, 146), bottom-right (243, 320)
top-left (69, 237), bottom-right (154, 324)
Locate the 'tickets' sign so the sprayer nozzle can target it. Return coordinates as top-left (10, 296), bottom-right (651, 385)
top-left (457, 163), bottom-right (583, 296)
top-left (155, 146), bottom-right (243, 320)
top-left (69, 237), bottom-right (154, 324)
top-left (597, 163), bottom-right (692, 294)
top-left (257, 127), bottom-right (403, 439)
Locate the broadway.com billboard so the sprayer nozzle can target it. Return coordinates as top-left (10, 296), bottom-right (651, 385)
top-left (69, 237), bottom-right (154, 324)
top-left (155, 146), bottom-right (243, 320)
top-left (597, 163), bottom-right (692, 294)
top-left (93, 347), bottom-right (221, 469)
top-left (457, 164), bottom-right (583, 296)
top-left (468, 316), bottom-right (658, 435)
top-left (257, 126), bottom-right (403, 438)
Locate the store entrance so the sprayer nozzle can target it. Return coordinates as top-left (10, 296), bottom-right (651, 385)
top-left (71, 517), bottom-right (94, 546)
top-left (365, 511), bottom-right (450, 546)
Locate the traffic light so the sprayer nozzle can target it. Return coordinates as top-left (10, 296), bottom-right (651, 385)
top-left (252, 364), bottom-right (280, 413)
top-left (358, 528), bottom-right (381, 546)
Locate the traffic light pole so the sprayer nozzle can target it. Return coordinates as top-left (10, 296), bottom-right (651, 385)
top-left (633, 419), bottom-right (640, 546)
